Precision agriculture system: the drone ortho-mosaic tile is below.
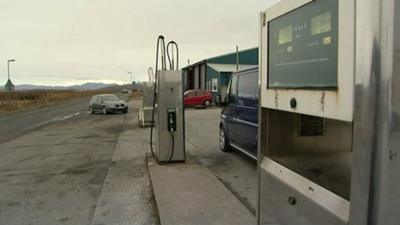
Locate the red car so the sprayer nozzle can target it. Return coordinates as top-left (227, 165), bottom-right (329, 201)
top-left (184, 89), bottom-right (213, 107)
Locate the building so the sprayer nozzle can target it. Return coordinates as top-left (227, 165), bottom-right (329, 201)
top-left (183, 48), bottom-right (258, 99)
top-left (4, 79), bottom-right (15, 92)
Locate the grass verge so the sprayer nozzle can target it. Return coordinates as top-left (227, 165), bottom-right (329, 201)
top-left (0, 89), bottom-right (142, 113)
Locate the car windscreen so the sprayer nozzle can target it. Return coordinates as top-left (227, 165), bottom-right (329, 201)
top-left (100, 95), bottom-right (120, 101)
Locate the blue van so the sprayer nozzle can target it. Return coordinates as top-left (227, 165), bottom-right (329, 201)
top-left (219, 67), bottom-right (258, 160)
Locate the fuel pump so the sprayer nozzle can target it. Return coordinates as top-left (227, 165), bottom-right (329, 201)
top-left (139, 67), bottom-right (155, 127)
top-left (149, 35), bottom-right (185, 164)
top-left (257, 0), bottom-right (400, 225)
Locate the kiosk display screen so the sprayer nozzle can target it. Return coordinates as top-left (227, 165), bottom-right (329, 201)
top-left (268, 0), bottom-right (338, 89)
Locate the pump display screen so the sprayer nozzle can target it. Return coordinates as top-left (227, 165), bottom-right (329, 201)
top-left (268, 0), bottom-right (338, 89)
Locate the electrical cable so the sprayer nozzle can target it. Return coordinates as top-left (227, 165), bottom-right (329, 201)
top-left (149, 35), bottom-right (166, 163)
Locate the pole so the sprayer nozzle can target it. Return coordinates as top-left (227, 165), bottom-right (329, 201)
top-left (128, 72), bottom-right (132, 83)
top-left (7, 61), bottom-right (10, 80)
top-left (236, 46), bottom-right (239, 71)
top-left (7, 59), bottom-right (15, 80)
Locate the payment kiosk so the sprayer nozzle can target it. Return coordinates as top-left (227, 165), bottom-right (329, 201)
top-left (258, 0), bottom-right (400, 225)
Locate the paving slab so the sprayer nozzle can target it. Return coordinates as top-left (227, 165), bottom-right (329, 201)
top-left (89, 102), bottom-right (159, 225)
top-left (147, 155), bottom-right (255, 225)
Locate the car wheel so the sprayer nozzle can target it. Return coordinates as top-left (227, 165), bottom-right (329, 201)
top-left (89, 106), bottom-right (94, 114)
top-left (102, 107), bottom-right (108, 115)
top-left (204, 100), bottom-right (211, 107)
top-left (123, 108), bottom-right (128, 114)
top-left (220, 125), bottom-right (232, 152)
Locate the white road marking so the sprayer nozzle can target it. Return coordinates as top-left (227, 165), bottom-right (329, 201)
top-left (59, 112), bottom-right (81, 121)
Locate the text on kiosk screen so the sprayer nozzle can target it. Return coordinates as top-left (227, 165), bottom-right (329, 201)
top-left (268, 0), bottom-right (338, 89)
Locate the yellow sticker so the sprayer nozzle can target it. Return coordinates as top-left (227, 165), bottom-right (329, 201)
top-left (323, 36), bottom-right (332, 45)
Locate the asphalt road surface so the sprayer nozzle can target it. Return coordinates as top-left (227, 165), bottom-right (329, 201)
top-left (0, 97), bottom-right (92, 144)
top-left (0, 96), bottom-right (257, 224)
top-left (0, 94), bottom-right (146, 225)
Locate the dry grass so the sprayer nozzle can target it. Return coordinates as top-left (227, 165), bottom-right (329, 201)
top-left (0, 89), bottom-right (129, 113)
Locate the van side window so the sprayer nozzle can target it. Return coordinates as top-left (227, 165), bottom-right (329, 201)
top-left (237, 73), bottom-right (258, 107)
top-left (228, 75), bottom-right (238, 104)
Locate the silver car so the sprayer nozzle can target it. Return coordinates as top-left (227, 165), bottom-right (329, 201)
top-left (89, 94), bottom-right (128, 114)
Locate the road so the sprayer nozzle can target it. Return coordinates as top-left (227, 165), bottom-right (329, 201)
top-left (0, 94), bottom-right (160, 225)
top-left (0, 96), bottom-right (257, 224)
top-left (0, 97), bottom-right (91, 144)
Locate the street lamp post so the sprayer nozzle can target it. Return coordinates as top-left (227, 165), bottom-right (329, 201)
top-left (128, 72), bottom-right (132, 83)
top-left (7, 59), bottom-right (15, 80)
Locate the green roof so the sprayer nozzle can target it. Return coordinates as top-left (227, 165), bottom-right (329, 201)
top-left (207, 47), bottom-right (258, 65)
top-left (183, 47), bottom-right (258, 70)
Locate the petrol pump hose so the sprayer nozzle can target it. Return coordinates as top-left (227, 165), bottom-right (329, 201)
top-left (149, 35), bottom-right (166, 163)
top-left (167, 41), bottom-right (179, 70)
top-left (166, 40), bottom-right (179, 162)
top-left (149, 35), bottom-right (180, 164)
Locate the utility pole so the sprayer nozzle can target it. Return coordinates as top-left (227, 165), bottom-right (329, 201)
top-left (128, 72), bottom-right (133, 83)
top-left (236, 46), bottom-right (239, 71)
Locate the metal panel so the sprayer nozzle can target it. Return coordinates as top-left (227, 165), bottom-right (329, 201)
top-left (183, 70), bottom-right (188, 91)
top-left (155, 70), bottom-right (185, 162)
top-left (258, 0), bottom-right (400, 225)
top-left (142, 81), bottom-right (154, 108)
top-left (258, 109), bottom-right (352, 225)
top-left (259, 167), bottom-right (346, 225)
top-left (349, 1), bottom-right (399, 225)
top-left (200, 64), bottom-right (206, 89)
top-left (194, 67), bottom-right (199, 89)
top-left (350, 1), bottom-right (400, 225)
top-left (258, 1), bottom-right (354, 224)
top-left (267, 111), bottom-right (352, 156)
top-left (139, 107), bottom-right (153, 127)
top-left (261, 0), bottom-right (355, 122)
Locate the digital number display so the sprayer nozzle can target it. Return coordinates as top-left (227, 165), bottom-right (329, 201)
top-left (279, 26), bottom-right (293, 45)
top-left (268, 0), bottom-right (338, 89)
top-left (311, 11), bottom-right (332, 35)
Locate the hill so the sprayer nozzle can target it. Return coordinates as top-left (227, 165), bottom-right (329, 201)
top-left (14, 82), bottom-right (119, 91)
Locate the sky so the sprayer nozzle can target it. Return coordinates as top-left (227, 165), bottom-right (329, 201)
top-left (0, 0), bottom-right (280, 86)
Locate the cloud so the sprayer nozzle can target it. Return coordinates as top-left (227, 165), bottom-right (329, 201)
top-left (0, 0), bottom-right (279, 85)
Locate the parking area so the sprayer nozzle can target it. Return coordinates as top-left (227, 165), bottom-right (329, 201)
top-left (185, 107), bottom-right (258, 215)
top-left (0, 99), bottom-right (257, 225)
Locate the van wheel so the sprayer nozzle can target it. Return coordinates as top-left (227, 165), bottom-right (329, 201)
top-left (220, 126), bottom-right (232, 152)
top-left (204, 100), bottom-right (211, 107)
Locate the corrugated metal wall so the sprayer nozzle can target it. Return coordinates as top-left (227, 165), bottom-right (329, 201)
top-left (182, 48), bottom-right (258, 91)
top-left (200, 64), bottom-right (206, 89)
